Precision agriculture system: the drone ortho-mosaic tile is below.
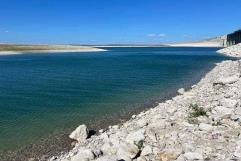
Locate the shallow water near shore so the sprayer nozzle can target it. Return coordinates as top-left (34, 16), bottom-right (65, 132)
top-left (0, 47), bottom-right (228, 153)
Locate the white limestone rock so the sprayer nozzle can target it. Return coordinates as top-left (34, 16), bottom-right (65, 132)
top-left (112, 125), bottom-right (119, 130)
top-left (71, 149), bottom-right (95, 161)
top-left (217, 43), bottom-right (241, 57)
top-left (101, 142), bottom-right (114, 155)
top-left (215, 75), bottom-right (239, 85)
top-left (137, 156), bottom-right (147, 161)
top-left (95, 155), bottom-right (118, 161)
top-left (99, 129), bottom-right (104, 133)
top-left (234, 150), bottom-right (241, 158)
top-left (178, 88), bottom-right (185, 95)
top-left (141, 145), bottom-right (152, 156)
top-left (137, 119), bottom-right (148, 128)
top-left (213, 106), bottom-right (233, 119)
top-left (230, 115), bottom-right (240, 121)
top-left (184, 152), bottom-right (203, 160)
top-left (117, 142), bottom-right (139, 161)
top-left (199, 123), bottom-right (213, 132)
top-left (145, 127), bottom-right (158, 143)
top-left (92, 149), bottom-right (103, 158)
top-left (235, 107), bottom-right (241, 116)
top-left (182, 143), bottom-right (196, 152)
top-left (220, 99), bottom-right (238, 108)
top-left (126, 129), bottom-right (145, 145)
top-left (176, 154), bottom-right (185, 161)
top-left (69, 125), bottom-right (89, 142)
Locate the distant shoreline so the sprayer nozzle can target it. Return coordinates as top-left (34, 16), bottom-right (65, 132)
top-left (0, 49), bottom-right (106, 55)
top-left (94, 37), bottom-right (225, 48)
top-left (94, 45), bottom-right (167, 47)
top-left (94, 45), bottom-right (221, 48)
top-left (0, 43), bottom-right (223, 56)
top-left (0, 43), bottom-right (224, 56)
top-left (164, 43), bottom-right (223, 47)
top-left (0, 44), bottom-right (106, 55)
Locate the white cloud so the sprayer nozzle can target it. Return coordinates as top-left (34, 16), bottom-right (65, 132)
top-left (182, 34), bottom-right (193, 38)
top-left (147, 33), bottom-right (166, 38)
top-left (146, 34), bottom-right (156, 37)
top-left (158, 34), bottom-right (166, 37)
top-left (147, 33), bottom-right (156, 37)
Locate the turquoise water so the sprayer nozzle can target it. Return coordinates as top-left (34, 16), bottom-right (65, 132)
top-left (0, 47), bottom-right (227, 150)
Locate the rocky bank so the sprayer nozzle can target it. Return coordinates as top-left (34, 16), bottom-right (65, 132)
top-left (217, 43), bottom-right (241, 58)
top-left (48, 52), bottom-right (241, 161)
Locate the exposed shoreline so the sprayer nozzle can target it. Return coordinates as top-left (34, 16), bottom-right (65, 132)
top-left (164, 42), bottom-right (223, 47)
top-left (0, 44), bottom-right (106, 55)
top-left (49, 47), bottom-right (241, 161)
top-left (164, 36), bottom-right (226, 47)
top-left (165, 43), bottom-right (222, 47)
top-left (217, 43), bottom-right (241, 58)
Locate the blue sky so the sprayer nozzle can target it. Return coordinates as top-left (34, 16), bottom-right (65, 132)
top-left (1, 0), bottom-right (241, 44)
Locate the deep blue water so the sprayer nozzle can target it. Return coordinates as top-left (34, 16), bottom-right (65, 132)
top-left (0, 47), bottom-right (228, 150)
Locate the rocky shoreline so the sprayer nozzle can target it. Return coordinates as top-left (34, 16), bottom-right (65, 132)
top-left (48, 47), bottom-right (241, 161)
top-left (217, 43), bottom-right (241, 58)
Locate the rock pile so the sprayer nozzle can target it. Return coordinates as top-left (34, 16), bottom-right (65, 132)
top-left (217, 43), bottom-right (241, 57)
top-left (49, 60), bottom-right (241, 161)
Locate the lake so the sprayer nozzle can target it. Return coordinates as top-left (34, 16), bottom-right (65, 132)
top-left (0, 47), bottom-right (228, 150)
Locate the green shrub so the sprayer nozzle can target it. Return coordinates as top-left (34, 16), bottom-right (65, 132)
top-left (188, 104), bottom-right (208, 118)
top-left (134, 140), bottom-right (144, 150)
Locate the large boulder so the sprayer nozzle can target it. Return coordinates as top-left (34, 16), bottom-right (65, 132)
top-left (177, 88), bottom-right (185, 95)
top-left (69, 124), bottom-right (89, 142)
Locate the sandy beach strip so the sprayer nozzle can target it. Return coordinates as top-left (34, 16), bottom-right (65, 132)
top-left (0, 44), bottom-right (106, 55)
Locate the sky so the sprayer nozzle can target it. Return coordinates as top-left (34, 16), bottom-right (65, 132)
top-left (0, 0), bottom-right (241, 45)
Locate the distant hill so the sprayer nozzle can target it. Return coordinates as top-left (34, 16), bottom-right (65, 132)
top-left (164, 36), bottom-right (227, 47)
